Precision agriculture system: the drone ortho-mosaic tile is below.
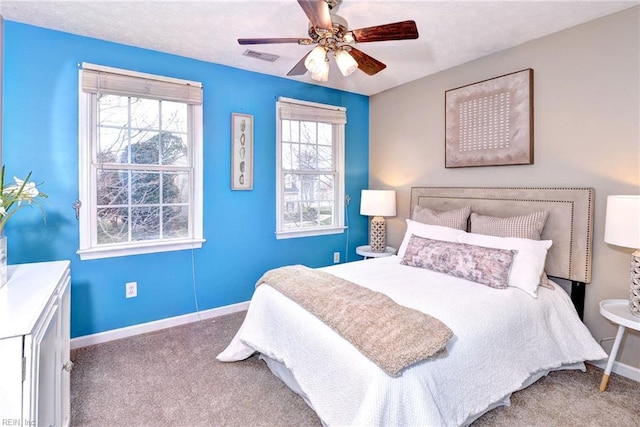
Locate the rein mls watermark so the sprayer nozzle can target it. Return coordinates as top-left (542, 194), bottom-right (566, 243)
top-left (1, 420), bottom-right (35, 426)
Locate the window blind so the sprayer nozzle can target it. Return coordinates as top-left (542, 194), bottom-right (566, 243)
top-left (80, 63), bottom-right (202, 105)
top-left (278, 99), bottom-right (346, 125)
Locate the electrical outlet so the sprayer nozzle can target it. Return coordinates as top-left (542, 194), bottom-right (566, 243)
top-left (333, 252), bottom-right (340, 263)
top-left (126, 281), bottom-right (137, 298)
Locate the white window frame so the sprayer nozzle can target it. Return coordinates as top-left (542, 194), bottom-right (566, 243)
top-left (275, 97), bottom-right (346, 239)
top-left (77, 63), bottom-right (205, 260)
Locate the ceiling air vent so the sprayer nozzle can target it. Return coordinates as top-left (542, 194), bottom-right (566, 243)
top-left (243, 49), bottom-right (279, 62)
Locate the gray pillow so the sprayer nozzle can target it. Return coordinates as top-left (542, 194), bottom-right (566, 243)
top-left (470, 211), bottom-right (549, 240)
top-left (412, 205), bottom-right (471, 231)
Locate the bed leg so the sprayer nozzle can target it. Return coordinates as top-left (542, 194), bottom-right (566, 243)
top-left (571, 281), bottom-right (585, 321)
top-left (599, 373), bottom-right (610, 392)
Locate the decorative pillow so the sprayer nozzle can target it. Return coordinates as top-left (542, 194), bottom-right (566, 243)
top-left (470, 211), bottom-right (551, 290)
top-left (469, 211), bottom-right (549, 240)
top-left (413, 205), bottom-right (471, 231)
top-left (457, 232), bottom-right (552, 297)
top-left (397, 219), bottom-right (467, 258)
top-left (401, 235), bottom-right (516, 289)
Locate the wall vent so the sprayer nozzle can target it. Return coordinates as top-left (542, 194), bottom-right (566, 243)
top-left (243, 49), bottom-right (279, 62)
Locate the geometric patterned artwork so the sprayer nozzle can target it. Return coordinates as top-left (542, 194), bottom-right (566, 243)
top-left (459, 91), bottom-right (510, 151)
top-left (445, 69), bottom-right (533, 167)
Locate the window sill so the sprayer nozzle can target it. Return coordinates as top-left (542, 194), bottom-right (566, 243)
top-left (77, 238), bottom-right (206, 260)
top-left (275, 226), bottom-right (346, 240)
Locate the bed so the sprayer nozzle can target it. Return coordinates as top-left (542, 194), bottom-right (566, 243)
top-left (217, 187), bottom-right (607, 426)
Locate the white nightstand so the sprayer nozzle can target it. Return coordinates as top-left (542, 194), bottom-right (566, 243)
top-left (356, 245), bottom-right (397, 259)
top-left (598, 299), bottom-right (640, 391)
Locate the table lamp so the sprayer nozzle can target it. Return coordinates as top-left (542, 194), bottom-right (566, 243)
top-left (360, 190), bottom-right (396, 253)
top-left (604, 195), bottom-right (640, 317)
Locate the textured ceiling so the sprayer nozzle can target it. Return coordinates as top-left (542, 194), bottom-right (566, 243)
top-left (1, 1), bottom-right (638, 95)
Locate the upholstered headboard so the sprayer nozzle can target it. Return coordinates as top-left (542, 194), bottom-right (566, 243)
top-left (409, 187), bottom-right (595, 283)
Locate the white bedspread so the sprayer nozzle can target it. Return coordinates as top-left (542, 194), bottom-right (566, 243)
top-left (217, 256), bottom-right (607, 426)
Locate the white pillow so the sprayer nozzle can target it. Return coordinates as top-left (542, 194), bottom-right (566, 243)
top-left (397, 219), bottom-right (467, 258)
top-left (457, 232), bottom-right (552, 298)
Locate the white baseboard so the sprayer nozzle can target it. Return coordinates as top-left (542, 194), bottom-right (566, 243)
top-left (590, 359), bottom-right (640, 383)
top-left (71, 301), bottom-right (250, 350)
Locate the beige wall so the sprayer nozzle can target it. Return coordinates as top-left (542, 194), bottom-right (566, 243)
top-left (370, 7), bottom-right (640, 370)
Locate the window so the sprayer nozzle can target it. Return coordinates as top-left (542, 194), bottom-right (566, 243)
top-left (77, 63), bottom-right (204, 260)
top-left (276, 97), bottom-right (346, 239)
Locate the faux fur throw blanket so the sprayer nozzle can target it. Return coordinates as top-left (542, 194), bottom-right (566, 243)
top-left (256, 265), bottom-right (453, 377)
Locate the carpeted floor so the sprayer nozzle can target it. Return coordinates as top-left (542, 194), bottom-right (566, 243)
top-left (70, 310), bottom-right (640, 426)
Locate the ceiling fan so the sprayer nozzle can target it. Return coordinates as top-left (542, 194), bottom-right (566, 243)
top-left (238, 0), bottom-right (419, 82)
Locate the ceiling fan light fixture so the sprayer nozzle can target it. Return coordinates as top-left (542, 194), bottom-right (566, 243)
top-left (335, 49), bottom-right (358, 76)
top-left (240, 1), bottom-right (415, 80)
top-left (343, 32), bottom-right (355, 43)
top-left (311, 58), bottom-right (330, 82)
top-left (304, 45), bottom-right (328, 74)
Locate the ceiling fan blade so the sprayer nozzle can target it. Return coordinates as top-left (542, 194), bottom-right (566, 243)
top-left (348, 47), bottom-right (386, 76)
top-left (351, 20), bottom-right (419, 43)
top-left (287, 51), bottom-right (311, 76)
top-left (297, 0), bottom-right (332, 31)
top-left (238, 38), bottom-right (313, 45)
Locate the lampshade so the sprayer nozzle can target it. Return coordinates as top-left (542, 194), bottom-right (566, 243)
top-left (311, 58), bottom-right (329, 82)
top-left (360, 190), bottom-right (396, 217)
top-left (604, 195), bottom-right (640, 249)
top-left (304, 46), bottom-right (327, 75)
top-left (334, 49), bottom-right (358, 76)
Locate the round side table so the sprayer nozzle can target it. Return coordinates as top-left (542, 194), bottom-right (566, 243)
top-left (598, 299), bottom-right (640, 391)
top-left (356, 245), bottom-right (397, 259)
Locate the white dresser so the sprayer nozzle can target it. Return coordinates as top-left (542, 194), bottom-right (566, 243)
top-left (0, 261), bottom-right (72, 427)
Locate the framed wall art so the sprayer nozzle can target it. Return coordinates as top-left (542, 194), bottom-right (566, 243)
top-left (445, 68), bottom-right (533, 168)
top-left (231, 113), bottom-right (253, 190)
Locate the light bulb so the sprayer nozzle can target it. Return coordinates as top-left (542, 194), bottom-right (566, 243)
top-left (335, 49), bottom-right (358, 76)
top-left (304, 46), bottom-right (328, 74)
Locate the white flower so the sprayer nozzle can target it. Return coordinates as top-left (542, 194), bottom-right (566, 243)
top-left (0, 168), bottom-right (47, 233)
top-left (10, 177), bottom-right (40, 199)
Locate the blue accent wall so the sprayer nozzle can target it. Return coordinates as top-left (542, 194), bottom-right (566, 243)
top-left (2, 22), bottom-right (369, 337)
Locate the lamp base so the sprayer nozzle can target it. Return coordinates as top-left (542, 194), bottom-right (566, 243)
top-left (369, 216), bottom-right (387, 253)
top-left (630, 251), bottom-right (640, 317)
